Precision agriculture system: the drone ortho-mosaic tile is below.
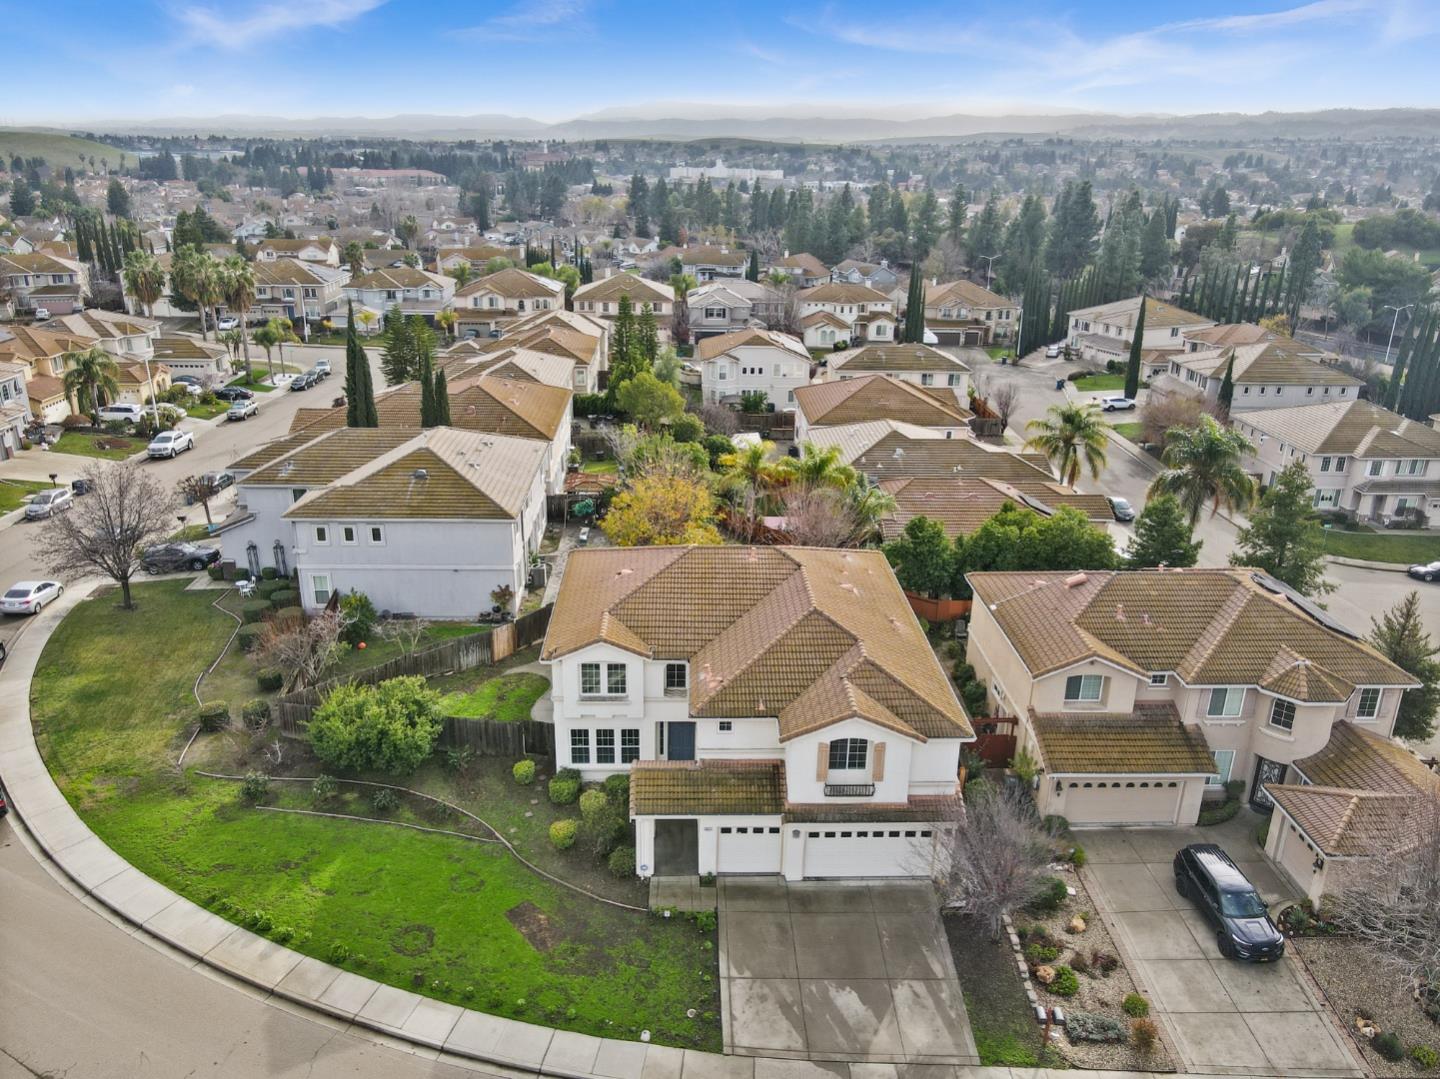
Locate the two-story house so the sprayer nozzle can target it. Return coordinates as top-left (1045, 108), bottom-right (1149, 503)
top-left (966, 568), bottom-right (1416, 828)
top-left (573, 275), bottom-right (674, 328)
top-left (435, 244), bottom-right (518, 275)
top-left (697, 329), bottom-right (812, 409)
top-left (832, 260), bottom-right (901, 292)
top-left (1233, 398), bottom-right (1440, 524)
top-left (767, 252), bottom-right (829, 289)
top-left (48, 309), bottom-right (161, 364)
top-left (254, 237), bottom-right (340, 266)
top-left (922, 280), bottom-right (1015, 345)
top-left (688, 279), bottom-right (786, 339)
top-left (341, 266), bottom-right (455, 325)
top-left (453, 267), bottom-right (566, 337)
top-left (667, 244), bottom-right (747, 282)
top-left (796, 283), bottom-right (897, 349)
top-left (477, 308), bottom-right (609, 394)
top-left (541, 546), bottom-right (973, 879)
top-left (0, 251), bottom-right (87, 313)
top-left (445, 346), bottom-right (577, 392)
top-left (0, 359), bottom-right (32, 460)
top-left (1067, 296), bottom-right (1214, 365)
top-left (253, 258), bottom-right (348, 327)
top-left (1152, 337), bottom-right (1362, 413)
top-left (823, 343), bottom-right (975, 401)
top-left (793, 373), bottom-right (972, 442)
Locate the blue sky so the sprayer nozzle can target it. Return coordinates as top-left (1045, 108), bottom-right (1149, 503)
top-left (5, 0), bottom-right (1439, 124)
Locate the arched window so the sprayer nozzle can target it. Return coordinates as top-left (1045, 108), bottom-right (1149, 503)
top-left (828, 738), bottom-right (867, 771)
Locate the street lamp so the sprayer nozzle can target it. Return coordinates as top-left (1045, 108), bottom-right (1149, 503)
top-left (1381, 304), bottom-right (1414, 368)
top-left (976, 254), bottom-right (998, 292)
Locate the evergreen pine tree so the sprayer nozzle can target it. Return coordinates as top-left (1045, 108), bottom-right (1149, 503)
top-left (636, 303), bottom-right (659, 365)
top-left (380, 305), bottom-right (413, 385)
top-left (1231, 461), bottom-right (1333, 597)
top-left (419, 348), bottom-right (436, 427)
top-left (746, 249), bottom-right (760, 282)
top-left (903, 271), bottom-right (926, 343)
top-left (1123, 294), bottom-right (1146, 399)
top-left (1217, 354), bottom-right (1236, 416)
top-left (345, 303), bottom-right (363, 427)
top-left (1124, 494), bottom-right (1202, 568)
top-left (433, 368), bottom-right (451, 426)
top-left (1369, 592), bottom-right (1440, 742)
top-left (1385, 309), bottom-right (1422, 411)
top-left (611, 294), bottom-right (635, 369)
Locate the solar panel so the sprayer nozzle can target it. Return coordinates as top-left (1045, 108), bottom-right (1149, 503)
top-left (1250, 572), bottom-right (1360, 639)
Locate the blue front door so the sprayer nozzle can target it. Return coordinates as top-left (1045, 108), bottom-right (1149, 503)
top-left (668, 722), bottom-right (695, 761)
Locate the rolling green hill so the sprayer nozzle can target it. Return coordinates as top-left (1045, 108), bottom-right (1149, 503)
top-left (0, 130), bottom-right (134, 171)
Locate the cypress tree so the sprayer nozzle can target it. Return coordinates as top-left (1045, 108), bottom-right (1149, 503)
top-left (903, 271), bottom-right (926, 343)
top-left (1217, 353), bottom-right (1236, 416)
top-left (345, 303), bottom-right (363, 427)
top-left (746, 249), bottom-right (760, 282)
top-left (419, 348), bottom-right (436, 427)
top-left (433, 368), bottom-right (451, 426)
top-left (1386, 309), bottom-right (1424, 411)
top-left (1124, 294), bottom-right (1146, 399)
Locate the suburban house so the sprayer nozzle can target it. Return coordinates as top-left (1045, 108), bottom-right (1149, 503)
top-left (0, 251), bottom-right (87, 313)
top-left (793, 373), bottom-right (972, 442)
top-left (0, 360), bottom-right (31, 460)
top-left (922, 280), bottom-right (1015, 345)
top-left (573, 275), bottom-right (674, 326)
top-left (832, 260), bottom-right (901, 292)
top-left (1067, 296), bottom-right (1214, 364)
top-left (1233, 399), bottom-right (1440, 524)
top-left (254, 237), bottom-right (340, 266)
top-left (453, 267), bottom-right (566, 337)
top-left (823, 343), bottom-right (976, 400)
top-left (540, 546), bottom-right (973, 879)
top-left (1151, 337), bottom-right (1362, 413)
top-left (110, 361), bottom-right (172, 407)
top-left (688, 279), bottom-right (786, 338)
top-left (25, 375), bottom-right (70, 424)
top-left (444, 346), bottom-right (578, 392)
top-left (696, 329), bottom-right (812, 409)
top-left (151, 335), bottom-right (233, 382)
top-left (672, 245), bottom-right (747, 282)
top-left (796, 283), bottom-right (897, 349)
top-left (435, 244), bottom-right (517, 275)
top-left (340, 266), bottom-right (455, 325)
top-left (483, 308), bottom-right (609, 394)
top-left (252, 258), bottom-right (348, 327)
top-left (966, 568), bottom-right (1416, 828)
top-left (49, 309), bottom-right (161, 364)
top-left (767, 252), bottom-right (829, 288)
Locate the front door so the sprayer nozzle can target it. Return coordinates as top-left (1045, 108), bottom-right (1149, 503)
top-left (1250, 756), bottom-right (1287, 811)
top-left (667, 722), bottom-right (695, 761)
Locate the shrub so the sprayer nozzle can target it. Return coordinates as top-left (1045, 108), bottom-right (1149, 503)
top-left (549, 819), bottom-right (578, 850)
top-left (602, 773), bottom-right (630, 800)
top-left (256, 667), bottom-right (284, 691)
top-left (257, 578), bottom-right (288, 598)
top-left (240, 599), bottom-right (271, 624)
top-left (1029, 876), bottom-right (1069, 913)
top-left (1069, 950), bottom-right (1090, 975)
top-left (443, 744), bottom-right (475, 773)
top-left (1122, 992), bottom-right (1150, 1018)
top-left (241, 698), bottom-right (271, 729)
top-left (607, 845), bottom-right (636, 877)
top-left (195, 700), bottom-right (230, 731)
top-left (1042, 814), bottom-right (1072, 837)
top-left (1046, 966), bottom-right (1079, 997)
top-left (270, 589), bottom-right (299, 609)
top-left (1025, 943), bottom-right (1060, 964)
top-left (308, 676), bottom-right (443, 774)
top-left (578, 788), bottom-right (609, 819)
top-left (692, 910), bottom-right (717, 933)
top-left (963, 777), bottom-right (996, 803)
top-left (207, 565), bottom-right (224, 580)
top-left (339, 590), bottom-right (377, 645)
top-left (1131, 1018), bottom-right (1159, 1053)
top-left (240, 771), bottom-right (270, 802)
top-left (261, 566), bottom-right (279, 580)
top-left (1070, 845), bottom-right (1087, 867)
top-left (1066, 1012), bottom-right (1125, 1044)
top-left (512, 759), bottom-right (536, 785)
top-left (370, 787), bottom-right (399, 814)
top-left (548, 769), bottom-right (581, 805)
top-left (1411, 1045), bottom-right (1439, 1069)
top-left (311, 773), bottom-right (337, 804)
top-left (1197, 798), bottom-right (1243, 826)
top-left (237, 624), bottom-right (265, 652)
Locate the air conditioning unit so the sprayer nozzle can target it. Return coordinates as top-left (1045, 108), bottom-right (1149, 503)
top-left (528, 562), bottom-right (549, 589)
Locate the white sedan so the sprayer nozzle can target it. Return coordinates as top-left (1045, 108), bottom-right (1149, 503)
top-left (1101, 396), bottom-right (1137, 411)
top-left (216, 316), bottom-right (240, 331)
top-left (2, 580), bottom-right (63, 616)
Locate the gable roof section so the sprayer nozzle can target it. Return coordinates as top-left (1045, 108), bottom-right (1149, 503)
top-left (1293, 721), bottom-right (1440, 795)
top-left (1175, 340), bottom-right (1360, 388)
top-left (926, 279), bottom-right (1008, 309)
top-left (878, 475), bottom-right (1113, 539)
top-left (1030, 703), bottom-right (1217, 774)
top-left (799, 282), bottom-right (889, 305)
top-left (695, 328), bottom-right (809, 362)
top-left (290, 373), bottom-right (569, 441)
top-left (630, 759), bottom-right (785, 816)
top-left (1265, 785), bottom-right (1416, 856)
top-left (573, 275), bottom-right (673, 304)
top-left (455, 267), bottom-right (564, 300)
top-left (831, 343), bottom-right (972, 374)
top-left (794, 374), bottom-right (971, 428)
top-left (242, 428), bottom-right (414, 486)
top-left (1238, 399), bottom-right (1440, 458)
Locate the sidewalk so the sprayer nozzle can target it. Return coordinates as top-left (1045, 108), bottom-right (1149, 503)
top-left (0, 590), bottom-right (1265, 1079)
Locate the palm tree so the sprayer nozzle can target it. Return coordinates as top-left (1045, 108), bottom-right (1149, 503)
top-left (847, 480), bottom-right (898, 536)
top-left (436, 309), bottom-right (458, 342)
top-left (780, 442), bottom-right (859, 491)
top-left (1024, 403), bottom-right (1110, 487)
top-left (270, 316), bottom-right (298, 370)
top-left (122, 249), bottom-right (165, 318)
top-left (219, 256), bottom-right (256, 367)
top-left (718, 440), bottom-right (787, 521)
top-left (342, 240), bottom-right (365, 277)
top-left (61, 347), bottom-right (120, 420)
top-left (251, 318), bottom-right (295, 385)
top-left (669, 272), bottom-right (698, 345)
top-left (1148, 415), bottom-right (1257, 526)
top-left (194, 256), bottom-right (224, 341)
top-left (169, 247), bottom-right (204, 337)
top-left (447, 262), bottom-right (472, 288)
top-left (356, 308), bottom-right (378, 336)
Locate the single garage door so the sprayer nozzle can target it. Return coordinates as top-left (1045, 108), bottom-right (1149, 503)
top-left (717, 824), bottom-right (782, 874)
top-left (801, 825), bottom-right (935, 878)
top-left (1063, 780), bottom-right (1183, 826)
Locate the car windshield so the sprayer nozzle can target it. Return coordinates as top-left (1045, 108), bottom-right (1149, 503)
top-left (1220, 891), bottom-right (1267, 918)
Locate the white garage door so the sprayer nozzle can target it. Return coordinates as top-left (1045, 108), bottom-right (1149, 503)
top-left (717, 824), bottom-right (782, 874)
top-left (1063, 780), bottom-right (1182, 826)
top-left (801, 825), bottom-right (935, 878)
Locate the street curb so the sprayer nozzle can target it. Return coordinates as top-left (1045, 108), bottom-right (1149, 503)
top-left (1324, 555), bottom-right (1413, 573)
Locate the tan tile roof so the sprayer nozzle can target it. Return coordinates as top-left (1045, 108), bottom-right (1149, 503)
top-left (229, 431), bottom-right (327, 472)
top-left (675, 245), bottom-right (747, 267)
top-left (783, 794), bottom-right (961, 823)
top-left (0, 323), bottom-right (93, 361)
top-left (243, 428), bottom-right (415, 486)
top-left (878, 476), bottom-right (1113, 539)
top-left (49, 310), bottom-right (157, 341)
top-left (799, 283), bottom-right (890, 305)
top-left (153, 335), bottom-right (227, 361)
top-left (1184, 323), bottom-right (1279, 348)
top-left (345, 266), bottom-right (447, 291)
top-left (1236, 399), bottom-right (1440, 458)
top-left (1070, 295), bottom-right (1213, 331)
top-left (630, 759), bottom-right (785, 816)
top-left (475, 323), bottom-right (601, 365)
top-left (801, 310), bottom-right (849, 330)
top-left (772, 252), bottom-right (828, 276)
top-left (455, 267), bottom-right (564, 301)
top-left (795, 374), bottom-right (971, 429)
top-left (573, 275), bottom-right (673, 304)
top-left (290, 373), bottom-right (570, 441)
top-left (25, 374), bottom-right (65, 402)
top-left (1031, 703), bottom-right (1217, 774)
top-left (253, 258), bottom-right (337, 288)
top-left (1294, 721), bottom-right (1440, 795)
top-left (1266, 785), bottom-right (1416, 856)
top-left (1175, 340), bottom-right (1360, 388)
top-left (543, 546), bottom-right (971, 740)
top-left (926, 279), bottom-right (1009, 310)
top-left (695, 328), bottom-right (810, 362)
top-left (808, 424), bottom-right (1053, 479)
top-left (830, 344), bottom-right (971, 374)
top-left (449, 347), bottom-right (576, 389)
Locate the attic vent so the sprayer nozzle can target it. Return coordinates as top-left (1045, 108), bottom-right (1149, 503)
top-left (412, 468), bottom-right (428, 480)
top-left (1064, 572), bottom-right (1088, 589)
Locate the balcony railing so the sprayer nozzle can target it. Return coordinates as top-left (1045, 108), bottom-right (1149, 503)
top-left (824, 783), bottom-right (875, 798)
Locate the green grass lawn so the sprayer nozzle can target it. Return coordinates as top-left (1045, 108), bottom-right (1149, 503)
top-left (31, 581), bottom-right (721, 1048)
top-left (581, 458), bottom-right (618, 475)
top-left (0, 129), bottom-right (135, 169)
top-left (944, 914), bottom-right (1057, 1067)
top-left (0, 479), bottom-right (51, 513)
top-left (1074, 373), bottom-right (1127, 391)
top-left (49, 432), bottom-right (144, 461)
top-left (439, 672), bottom-right (548, 721)
top-left (331, 622), bottom-right (484, 676)
top-left (184, 400), bottom-right (231, 420)
top-left (985, 346), bottom-right (1010, 361)
top-left (1321, 528), bottom-right (1440, 564)
top-left (1110, 421), bottom-right (1144, 441)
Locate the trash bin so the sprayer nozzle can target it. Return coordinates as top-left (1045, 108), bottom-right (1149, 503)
top-left (1055, 378), bottom-right (1065, 390)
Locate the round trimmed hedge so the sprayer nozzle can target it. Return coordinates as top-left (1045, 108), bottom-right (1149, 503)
top-left (270, 589), bottom-right (299, 609)
top-left (240, 599), bottom-right (271, 624)
top-left (256, 667), bottom-right (284, 691)
top-left (512, 759), bottom-right (536, 785)
top-left (260, 566), bottom-right (279, 580)
top-left (237, 624), bottom-right (265, 652)
top-left (548, 769), bottom-right (581, 805)
top-left (196, 701), bottom-right (230, 731)
top-left (257, 578), bottom-right (288, 598)
top-left (549, 819), bottom-right (578, 850)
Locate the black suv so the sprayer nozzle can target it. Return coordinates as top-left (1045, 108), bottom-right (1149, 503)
top-left (214, 386), bottom-right (254, 403)
top-left (140, 542), bottom-right (220, 574)
top-left (1173, 843), bottom-right (1284, 962)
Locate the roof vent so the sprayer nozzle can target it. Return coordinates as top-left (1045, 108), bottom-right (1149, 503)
top-left (412, 468), bottom-right (428, 480)
top-left (1115, 604), bottom-right (1126, 622)
top-left (1063, 572), bottom-right (1088, 589)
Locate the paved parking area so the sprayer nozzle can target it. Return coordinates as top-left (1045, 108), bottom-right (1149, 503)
top-left (1082, 817), bottom-right (1363, 1077)
top-left (716, 878), bottom-right (978, 1065)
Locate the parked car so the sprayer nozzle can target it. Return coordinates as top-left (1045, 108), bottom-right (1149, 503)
top-left (172, 375), bottom-right (203, 387)
top-left (313, 359), bottom-right (331, 376)
top-left (1045, 344), bottom-right (1062, 358)
top-left (1407, 560), bottom-right (1440, 582)
top-left (216, 316), bottom-right (239, 331)
top-left (155, 403), bottom-right (188, 420)
top-left (24, 487), bottom-right (74, 520)
top-left (227, 399), bottom-right (259, 421)
top-left (32, 306), bottom-right (50, 322)
top-left (289, 372), bottom-right (316, 391)
top-left (147, 429), bottom-right (194, 459)
top-left (578, 526), bottom-right (591, 546)
top-left (96, 403), bottom-right (144, 425)
top-left (70, 477), bottom-right (93, 496)
top-left (1, 580), bottom-right (63, 616)
top-left (1107, 495), bottom-right (1136, 522)
top-left (1101, 396), bottom-right (1137, 411)
top-left (201, 471), bottom-right (234, 491)
top-left (1173, 844), bottom-right (1284, 962)
top-left (303, 367), bottom-right (325, 382)
top-left (141, 542), bottom-right (220, 574)
top-left (213, 386), bottom-right (254, 403)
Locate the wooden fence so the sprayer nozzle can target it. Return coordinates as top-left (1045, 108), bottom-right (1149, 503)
top-left (273, 604), bottom-right (553, 735)
top-left (441, 716), bottom-right (555, 759)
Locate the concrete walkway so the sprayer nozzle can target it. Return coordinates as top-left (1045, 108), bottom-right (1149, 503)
top-left (0, 589), bottom-right (1337, 1079)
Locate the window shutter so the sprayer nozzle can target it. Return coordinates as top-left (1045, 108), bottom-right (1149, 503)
top-left (873, 742), bottom-right (886, 782)
top-left (817, 742), bottom-right (830, 781)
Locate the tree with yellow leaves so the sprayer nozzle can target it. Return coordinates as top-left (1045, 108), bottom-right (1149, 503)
top-left (600, 472), bottom-right (722, 546)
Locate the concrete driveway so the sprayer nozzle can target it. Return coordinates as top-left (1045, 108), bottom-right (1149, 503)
top-left (717, 878), bottom-right (978, 1065)
top-left (1082, 815), bottom-right (1363, 1077)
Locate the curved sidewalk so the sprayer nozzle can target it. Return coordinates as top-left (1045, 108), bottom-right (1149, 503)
top-left (0, 585), bottom-right (1214, 1079)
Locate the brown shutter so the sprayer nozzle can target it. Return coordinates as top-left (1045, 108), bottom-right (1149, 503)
top-left (817, 742), bottom-right (830, 781)
top-left (872, 742), bottom-right (886, 782)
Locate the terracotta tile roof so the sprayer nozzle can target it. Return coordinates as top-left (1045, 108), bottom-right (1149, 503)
top-left (290, 374), bottom-right (569, 441)
top-left (630, 759), bottom-right (784, 816)
top-left (800, 310), bottom-right (849, 329)
top-left (544, 546), bottom-right (971, 740)
top-left (573, 275), bottom-right (673, 304)
top-left (1266, 785), bottom-right (1417, 856)
top-left (25, 374), bottom-right (65, 401)
top-left (473, 323), bottom-right (601, 364)
top-left (447, 347), bottom-right (576, 389)
top-left (1259, 648), bottom-right (1352, 704)
top-left (799, 283), bottom-right (890, 305)
top-left (925, 279), bottom-right (1009, 310)
top-left (0, 323), bottom-right (93, 361)
top-left (1175, 340), bottom-right (1360, 388)
top-left (830, 344), bottom-right (971, 374)
top-left (794, 374), bottom-right (972, 429)
top-left (345, 266), bottom-right (448, 291)
top-left (771, 252), bottom-right (828, 276)
top-left (878, 475), bottom-right (1113, 539)
top-left (1293, 721), bottom-right (1440, 795)
top-left (695, 328), bottom-right (809, 362)
top-left (1031, 703), bottom-right (1217, 774)
top-left (1069, 295), bottom-right (1213, 331)
top-left (153, 335), bottom-right (227, 361)
top-left (783, 794), bottom-right (961, 823)
top-left (455, 267), bottom-right (564, 301)
top-left (1184, 323), bottom-right (1280, 348)
top-left (229, 431), bottom-right (327, 472)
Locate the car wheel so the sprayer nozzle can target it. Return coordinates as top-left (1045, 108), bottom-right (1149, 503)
top-left (1175, 872), bottom-right (1189, 898)
top-left (190, 560), bottom-right (206, 571)
top-left (1426, 573), bottom-right (1435, 582)
top-left (1217, 931), bottom-right (1235, 959)
top-left (146, 564), bottom-right (161, 575)
top-left (31, 602), bottom-right (41, 615)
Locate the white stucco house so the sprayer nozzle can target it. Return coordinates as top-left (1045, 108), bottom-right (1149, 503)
top-left (822, 343), bottom-right (976, 401)
top-left (796, 283), bottom-right (897, 349)
top-left (1067, 295), bottom-right (1214, 364)
top-left (696, 328), bottom-right (811, 408)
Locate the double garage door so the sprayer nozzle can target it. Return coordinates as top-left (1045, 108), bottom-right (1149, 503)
top-left (1062, 780), bottom-right (1183, 826)
top-left (801, 826), bottom-right (936, 878)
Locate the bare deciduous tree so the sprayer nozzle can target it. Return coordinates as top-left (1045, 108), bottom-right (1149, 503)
top-left (933, 784), bottom-right (1060, 941)
top-left (377, 617), bottom-right (431, 656)
top-left (699, 403), bottom-right (739, 436)
top-left (256, 610), bottom-right (346, 692)
top-left (36, 463), bottom-right (175, 610)
top-left (780, 486), bottom-right (867, 548)
top-left (176, 473), bottom-right (222, 526)
top-left (977, 377), bottom-right (1019, 434)
top-left (1140, 392), bottom-right (1222, 448)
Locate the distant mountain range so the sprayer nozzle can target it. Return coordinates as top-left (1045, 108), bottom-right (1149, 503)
top-left (23, 107), bottom-right (1440, 144)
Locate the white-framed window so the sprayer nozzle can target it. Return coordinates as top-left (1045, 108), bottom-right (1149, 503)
top-left (596, 729), bottom-right (616, 765)
top-left (580, 662), bottom-right (601, 696)
top-left (606, 663), bottom-right (626, 694)
top-left (828, 738), bottom-right (868, 771)
top-left (341, 525), bottom-right (358, 545)
top-left (570, 729), bottom-right (590, 765)
top-left (1269, 697), bottom-right (1296, 731)
top-left (920, 373), bottom-right (934, 386)
top-left (1315, 489), bottom-right (1339, 507)
top-left (1207, 687), bottom-right (1244, 717)
top-left (1320, 457), bottom-right (1332, 473)
top-left (1149, 673), bottom-right (1168, 686)
top-left (310, 574), bottom-right (331, 605)
top-left (1368, 460), bottom-right (1384, 476)
top-left (620, 728), bottom-right (640, 763)
top-left (1064, 674), bottom-right (1104, 702)
top-left (664, 663), bottom-right (687, 694)
top-left (718, 721), bottom-right (732, 732)
top-left (314, 525), bottom-right (329, 545)
top-left (1207, 749), bottom-right (1235, 788)
top-left (1356, 687), bottom-right (1381, 719)
top-left (1335, 457), bottom-right (1347, 473)
top-left (948, 373), bottom-right (961, 386)
top-left (368, 525), bottom-right (384, 545)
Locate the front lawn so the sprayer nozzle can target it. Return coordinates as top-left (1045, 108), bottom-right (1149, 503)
top-left (49, 431), bottom-right (143, 461)
top-left (1074, 373), bottom-right (1127, 392)
top-left (944, 914), bottom-right (1053, 1067)
top-left (1110, 421), bottom-right (1144, 442)
top-left (184, 399), bottom-right (231, 420)
top-left (1321, 528), bottom-right (1440, 565)
top-left (0, 478), bottom-right (51, 513)
top-left (439, 672), bottom-right (548, 721)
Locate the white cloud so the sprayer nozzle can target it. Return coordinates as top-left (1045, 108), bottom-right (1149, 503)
top-left (458, 0), bottom-right (590, 41)
top-left (176, 0), bottom-right (386, 49)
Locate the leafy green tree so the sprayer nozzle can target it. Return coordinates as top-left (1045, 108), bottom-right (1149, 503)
top-left (106, 178), bottom-right (131, 219)
top-left (955, 504), bottom-right (1117, 595)
top-left (1369, 592), bottom-right (1440, 742)
top-left (966, 195), bottom-right (1004, 271)
top-left (1149, 415), bottom-right (1256, 526)
top-left (9, 177), bottom-right (35, 217)
top-left (1230, 461), bottom-right (1332, 596)
top-left (308, 676), bottom-right (443, 775)
top-left (1139, 206), bottom-right (1171, 282)
top-left (1024, 403), bottom-right (1110, 487)
top-left (616, 370), bottom-right (684, 428)
top-left (1044, 179), bottom-right (1099, 278)
top-left (1124, 294), bottom-right (1146, 399)
top-left (883, 515), bottom-right (956, 597)
top-left (1124, 494), bottom-right (1201, 568)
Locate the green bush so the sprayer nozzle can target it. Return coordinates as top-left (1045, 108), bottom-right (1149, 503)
top-left (548, 769), bottom-right (582, 805)
top-left (256, 667), bottom-right (284, 691)
top-left (1070, 845), bottom-right (1087, 867)
top-left (1198, 798), bottom-right (1243, 826)
top-left (692, 910), bottom-right (717, 933)
top-left (370, 787), bottom-right (399, 814)
top-left (240, 771), bottom-right (270, 801)
top-left (240, 599), bottom-right (271, 624)
top-left (261, 566), bottom-right (278, 580)
top-left (607, 845), bottom-right (636, 877)
top-left (308, 676), bottom-right (443, 774)
top-left (1025, 943), bottom-right (1060, 964)
top-left (1373, 1032), bottom-right (1404, 1061)
top-left (1029, 876), bottom-right (1070, 913)
top-left (1066, 1012), bottom-right (1124, 1043)
top-left (340, 590), bottom-right (377, 645)
top-left (602, 773), bottom-right (630, 800)
top-left (578, 788), bottom-right (609, 819)
top-left (236, 624), bottom-right (265, 652)
top-left (963, 777), bottom-right (996, 803)
top-left (549, 819), bottom-right (578, 850)
top-left (270, 589), bottom-right (299, 609)
top-left (1046, 966), bottom-right (1079, 997)
top-left (241, 698), bottom-right (270, 729)
top-left (1411, 1045), bottom-right (1439, 1069)
top-left (196, 701), bottom-right (230, 732)
top-left (207, 565), bottom-right (224, 580)
top-left (512, 759), bottom-right (536, 785)
top-left (1042, 814), bottom-right (1072, 837)
top-left (1122, 992), bottom-right (1150, 1018)
top-left (311, 773), bottom-right (337, 804)
top-left (257, 578), bottom-right (288, 598)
